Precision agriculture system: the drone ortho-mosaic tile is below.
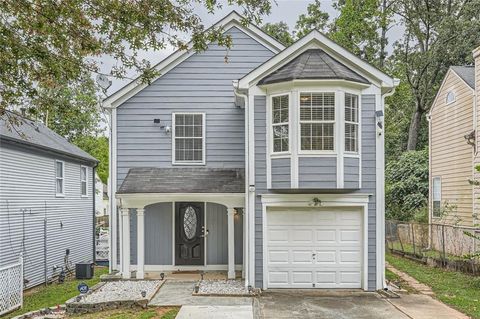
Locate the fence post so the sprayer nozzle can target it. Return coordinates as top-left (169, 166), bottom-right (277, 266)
top-left (397, 222), bottom-right (404, 253)
top-left (19, 253), bottom-right (23, 309)
top-left (441, 224), bottom-right (446, 266)
top-left (411, 223), bottom-right (416, 256)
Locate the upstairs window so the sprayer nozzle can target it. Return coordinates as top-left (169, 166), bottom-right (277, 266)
top-left (272, 94), bottom-right (289, 153)
top-left (432, 177), bottom-right (442, 217)
top-left (173, 113), bottom-right (205, 164)
top-left (80, 166), bottom-right (88, 197)
top-left (446, 91), bottom-right (455, 105)
top-left (300, 92), bottom-right (335, 151)
top-left (55, 160), bottom-right (64, 196)
top-left (345, 93), bottom-right (359, 152)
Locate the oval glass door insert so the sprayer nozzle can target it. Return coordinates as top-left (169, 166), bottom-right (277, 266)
top-left (183, 206), bottom-right (197, 239)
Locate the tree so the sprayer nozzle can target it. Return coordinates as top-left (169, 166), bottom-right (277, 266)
top-left (262, 22), bottom-right (294, 46)
top-left (0, 0), bottom-right (272, 115)
top-left (295, 0), bottom-right (329, 38)
top-left (385, 149), bottom-right (429, 221)
top-left (393, 0), bottom-right (480, 150)
top-left (73, 135), bottom-right (109, 185)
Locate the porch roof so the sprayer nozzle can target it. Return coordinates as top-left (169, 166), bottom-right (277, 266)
top-left (117, 167), bottom-right (245, 194)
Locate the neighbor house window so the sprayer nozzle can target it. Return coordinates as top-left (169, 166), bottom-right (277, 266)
top-left (272, 94), bottom-right (289, 153)
top-left (432, 177), bottom-right (442, 217)
top-left (173, 113), bottom-right (205, 164)
top-left (80, 166), bottom-right (87, 196)
top-left (345, 93), bottom-right (359, 152)
top-left (55, 160), bottom-right (64, 196)
top-left (446, 91), bottom-right (455, 104)
top-left (300, 92), bottom-right (335, 151)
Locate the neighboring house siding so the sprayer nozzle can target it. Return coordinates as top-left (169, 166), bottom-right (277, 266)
top-left (430, 72), bottom-right (474, 226)
top-left (116, 27), bottom-right (275, 189)
top-left (298, 157), bottom-right (337, 188)
top-left (253, 94), bottom-right (377, 290)
top-left (474, 54), bottom-right (480, 223)
top-left (271, 158), bottom-right (291, 189)
top-left (0, 143), bottom-right (94, 288)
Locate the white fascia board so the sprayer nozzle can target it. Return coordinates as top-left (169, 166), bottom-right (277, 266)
top-left (103, 11), bottom-right (284, 109)
top-left (238, 30), bottom-right (396, 90)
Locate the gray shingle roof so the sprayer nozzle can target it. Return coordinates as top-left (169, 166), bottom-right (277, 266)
top-left (118, 168), bottom-right (245, 194)
top-left (0, 112), bottom-right (98, 164)
top-left (258, 49), bottom-right (370, 85)
top-left (450, 66), bottom-right (475, 89)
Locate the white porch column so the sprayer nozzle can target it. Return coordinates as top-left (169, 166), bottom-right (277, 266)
top-left (242, 208), bottom-right (246, 279)
top-left (136, 208), bottom-right (145, 279)
top-left (121, 207), bottom-right (131, 279)
top-left (227, 207), bottom-right (236, 279)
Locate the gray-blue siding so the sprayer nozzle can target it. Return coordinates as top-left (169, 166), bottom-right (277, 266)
top-left (254, 95), bottom-right (377, 290)
top-left (271, 158), bottom-right (290, 189)
top-left (298, 157), bottom-right (337, 188)
top-left (116, 27), bottom-right (275, 189)
top-left (0, 143), bottom-right (94, 289)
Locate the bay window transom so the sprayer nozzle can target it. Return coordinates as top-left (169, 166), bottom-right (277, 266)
top-left (270, 90), bottom-right (360, 155)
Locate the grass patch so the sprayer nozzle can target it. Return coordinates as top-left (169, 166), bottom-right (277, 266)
top-left (5, 267), bottom-right (109, 319)
top-left (68, 307), bottom-right (180, 319)
top-left (385, 268), bottom-right (400, 282)
top-left (387, 252), bottom-right (480, 318)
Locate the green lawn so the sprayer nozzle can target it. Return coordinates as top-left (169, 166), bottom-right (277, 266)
top-left (5, 267), bottom-right (109, 318)
top-left (387, 253), bottom-right (480, 318)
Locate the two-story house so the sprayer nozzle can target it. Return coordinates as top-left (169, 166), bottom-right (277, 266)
top-left (104, 11), bottom-right (397, 291)
top-left (428, 45), bottom-right (480, 227)
top-left (0, 111), bottom-right (98, 288)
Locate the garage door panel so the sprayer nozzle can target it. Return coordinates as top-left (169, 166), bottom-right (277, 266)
top-left (266, 208), bottom-right (363, 289)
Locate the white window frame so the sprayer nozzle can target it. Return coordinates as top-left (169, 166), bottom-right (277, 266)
top-left (298, 90), bottom-right (337, 155)
top-left (345, 93), bottom-right (360, 154)
top-left (80, 166), bottom-right (88, 197)
top-left (172, 112), bottom-right (206, 165)
top-left (446, 91), bottom-right (456, 105)
top-left (269, 92), bottom-right (291, 155)
top-left (55, 160), bottom-right (65, 197)
top-left (432, 176), bottom-right (442, 218)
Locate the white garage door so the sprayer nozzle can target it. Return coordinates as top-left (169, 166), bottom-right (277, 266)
top-left (266, 208), bottom-right (363, 289)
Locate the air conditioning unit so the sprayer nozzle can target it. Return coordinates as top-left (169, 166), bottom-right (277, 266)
top-left (75, 262), bottom-right (94, 279)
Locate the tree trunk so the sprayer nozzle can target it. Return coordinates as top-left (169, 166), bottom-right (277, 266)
top-left (378, 0), bottom-right (388, 69)
top-left (406, 107), bottom-right (423, 151)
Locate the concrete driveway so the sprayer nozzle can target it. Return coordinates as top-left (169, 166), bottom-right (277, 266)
top-left (254, 290), bottom-right (409, 319)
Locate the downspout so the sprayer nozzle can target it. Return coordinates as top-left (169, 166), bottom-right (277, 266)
top-left (233, 80), bottom-right (250, 288)
top-left (380, 82), bottom-right (397, 289)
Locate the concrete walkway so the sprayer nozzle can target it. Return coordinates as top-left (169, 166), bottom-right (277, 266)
top-left (148, 281), bottom-right (253, 319)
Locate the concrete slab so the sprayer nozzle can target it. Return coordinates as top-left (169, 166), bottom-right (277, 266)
top-left (148, 281), bottom-right (252, 307)
top-left (176, 305), bottom-right (253, 319)
top-left (387, 294), bottom-right (469, 319)
top-left (255, 290), bottom-right (410, 319)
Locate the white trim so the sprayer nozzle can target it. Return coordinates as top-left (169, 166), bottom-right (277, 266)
top-left (171, 112), bottom-right (206, 165)
top-left (291, 89), bottom-right (299, 188)
top-left (172, 202), bottom-right (175, 266)
top-left (136, 207), bottom-right (145, 279)
top-left (227, 207), bottom-right (236, 279)
top-left (55, 160), bottom-right (65, 197)
top-left (260, 193), bottom-right (371, 291)
top-left (103, 11), bottom-right (284, 109)
top-left (238, 30), bottom-right (396, 90)
top-left (336, 91), bottom-right (344, 188)
top-left (80, 165), bottom-right (88, 197)
top-left (121, 208), bottom-right (131, 279)
top-left (375, 93), bottom-right (384, 290)
top-left (109, 107), bottom-right (118, 272)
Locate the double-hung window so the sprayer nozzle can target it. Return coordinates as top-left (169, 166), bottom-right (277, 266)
top-left (272, 94), bottom-right (289, 153)
top-left (173, 113), bottom-right (205, 164)
top-left (80, 166), bottom-right (88, 197)
top-left (345, 93), bottom-right (359, 152)
top-left (300, 92), bottom-right (335, 151)
top-left (55, 160), bottom-right (64, 196)
top-left (432, 177), bottom-right (442, 217)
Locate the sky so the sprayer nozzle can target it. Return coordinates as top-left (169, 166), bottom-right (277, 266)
top-left (100, 0), bottom-right (403, 96)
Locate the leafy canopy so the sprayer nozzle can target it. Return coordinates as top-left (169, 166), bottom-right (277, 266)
top-left (262, 22), bottom-right (294, 46)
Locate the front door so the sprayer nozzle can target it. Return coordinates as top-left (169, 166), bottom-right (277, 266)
top-left (175, 202), bottom-right (205, 265)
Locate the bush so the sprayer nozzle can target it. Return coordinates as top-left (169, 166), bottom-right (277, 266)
top-left (386, 149), bottom-right (429, 221)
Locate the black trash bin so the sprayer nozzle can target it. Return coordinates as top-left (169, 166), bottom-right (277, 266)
top-left (75, 261), bottom-right (94, 279)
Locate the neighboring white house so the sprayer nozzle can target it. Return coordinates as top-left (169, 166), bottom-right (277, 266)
top-left (95, 174), bottom-right (109, 217)
top-left (104, 11), bottom-right (398, 291)
top-left (0, 111), bottom-right (98, 288)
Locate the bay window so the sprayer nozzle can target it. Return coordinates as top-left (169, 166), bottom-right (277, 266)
top-left (300, 92), bottom-right (335, 151)
top-left (345, 93), bottom-right (359, 152)
top-left (272, 94), bottom-right (289, 153)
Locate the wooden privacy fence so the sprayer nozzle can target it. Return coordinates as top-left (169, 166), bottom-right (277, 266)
top-left (386, 220), bottom-right (480, 274)
top-left (0, 255), bottom-right (23, 316)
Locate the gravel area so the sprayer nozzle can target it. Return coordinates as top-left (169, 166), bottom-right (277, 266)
top-left (197, 280), bottom-right (253, 296)
top-left (79, 280), bottom-right (162, 303)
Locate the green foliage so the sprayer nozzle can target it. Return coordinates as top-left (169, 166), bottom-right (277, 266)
top-left (295, 0), bottom-right (330, 38)
top-left (262, 22), bottom-right (294, 46)
top-left (385, 149), bottom-right (429, 221)
top-left (0, 0), bottom-right (271, 114)
top-left (73, 136), bottom-right (109, 184)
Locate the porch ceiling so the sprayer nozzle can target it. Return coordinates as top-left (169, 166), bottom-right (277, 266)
top-left (117, 167), bottom-right (245, 194)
